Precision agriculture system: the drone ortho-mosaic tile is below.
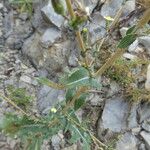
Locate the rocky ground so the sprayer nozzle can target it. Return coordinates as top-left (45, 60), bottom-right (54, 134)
top-left (0, 0), bottom-right (150, 149)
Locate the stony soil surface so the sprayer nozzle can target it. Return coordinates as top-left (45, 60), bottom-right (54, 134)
top-left (0, 0), bottom-right (150, 150)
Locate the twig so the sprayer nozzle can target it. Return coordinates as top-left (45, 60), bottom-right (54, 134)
top-left (94, 48), bottom-right (125, 77)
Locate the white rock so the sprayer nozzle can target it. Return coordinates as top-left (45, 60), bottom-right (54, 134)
top-left (116, 132), bottom-right (138, 150)
top-left (138, 36), bottom-right (150, 55)
top-left (142, 120), bottom-right (150, 132)
top-left (127, 103), bottom-right (139, 130)
top-left (88, 12), bottom-right (106, 44)
top-left (145, 64), bottom-right (150, 91)
top-left (122, 0), bottom-right (135, 16)
top-left (140, 131), bottom-right (150, 150)
top-left (128, 40), bottom-right (139, 53)
top-left (120, 27), bottom-right (128, 37)
top-left (37, 85), bottom-right (65, 114)
top-left (0, 3), bottom-right (3, 10)
top-left (123, 53), bottom-right (137, 60)
top-left (41, 27), bottom-right (61, 48)
top-left (41, 1), bottom-right (66, 28)
top-left (138, 102), bottom-right (150, 123)
top-left (98, 97), bottom-right (129, 141)
top-left (20, 75), bottom-right (38, 85)
top-left (101, 0), bottom-right (124, 18)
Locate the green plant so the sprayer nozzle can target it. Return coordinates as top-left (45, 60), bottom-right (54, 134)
top-left (7, 85), bottom-right (32, 110)
top-left (9, 0), bottom-right (33, 14)
top-left (1, 0), bottom-right (150, 149)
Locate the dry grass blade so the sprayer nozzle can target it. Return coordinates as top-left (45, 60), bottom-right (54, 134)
top-left (136, 8), bottom-right (150, 29)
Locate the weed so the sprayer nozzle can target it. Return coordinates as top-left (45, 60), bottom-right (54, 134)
top-left (0, 0), bottom-right (150, 149)
top-left (9, 0), bottom-right (33, 14)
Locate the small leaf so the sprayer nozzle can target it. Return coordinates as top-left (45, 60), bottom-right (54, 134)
top-left (61, 67), bottom-right (101, 88)
top-left (65, 88), bottom-right (76, 102)
top-left (117, 34), bottom-right (136, 48)
top-left (37, 77), bottom-right (65, 89)
top-left (68, 124), bottom-right (91, 150)
top-left (126, 25), bottom-right (136, 35)
top-left (74, 94), bottom-right (87, 110)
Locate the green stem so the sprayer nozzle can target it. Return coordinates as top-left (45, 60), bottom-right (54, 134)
top-left (65, 0), bottom-right (88, 66)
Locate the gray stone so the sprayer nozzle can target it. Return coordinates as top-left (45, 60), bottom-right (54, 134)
top-left (138, 36), bottom-right (150, 55)
top-left (43, 40), bottom-right (73, 75)
top-left (127, 103), bottom-right (139, 130)
top-left (32, 0), bottom-right (49, 33)
top-left (22, 32), bottom-right (44, 68)
top-left (41, 1), bottom-right (66, 28)
top-left (88, 12), bottom-right (106, 44)
top-left (0, 3), bottom-right (4, 10)
top-left (107, 81), bottom-right (120, 97)
top-left (51, 134), bottom-right (62, 150)
top-left (98, 97), bottom-right (129, 141)
top-left (3, 10), bottom-right (14, 38)
top-left (37, 85), bottom-right (65, 114)
top-left (145, 64), bottom-right (150, 91)
top-left (122, 0), bottom-right (135, 16)
top-left (140, 131), bottom-right (150, 150)
top-left (82, 0), bottom-right (99, 14)
top-left (68, 50), bottom-right (78, 67)
top-left (138, 102), bottom-right (150, 123)
top-left (5, 36), bottom-right (23, 50)
top-left (139, 143), bottom-right (146, 150)
top-left (116, 133), bottom-right (138, 150)
top-left (40, 27), bottom-right (61, 48)
top-left (120, 27), bottom-right (128, 37)
top-left (89, 94), bottom-right (103, 106)
top-left (19, 12), bottom-right (29, 21)
top-left (20, 75), bottom-right (38, 86)
top-left (22, 32), bottom-right (73, 75)
top-left (142, 119), bottom-right (150, 132)
top-left (101, 0), bottom-right (124, 18)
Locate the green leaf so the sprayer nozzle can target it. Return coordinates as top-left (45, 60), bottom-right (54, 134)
top-left (117, 34), bottom-right (136, 48)
top-left (34, 139), bottom-right (41, 150)
top-left (61, 67), bottom-right (101, 88)
top-left (74, 94), bottom-right (87, 110)
top-left (65, 88), bottom-right (76, 102)
top-left (68, 124), bottom-right (91, 150)
top-left (126, 25), bottom-right (136, 35)
top-left (37, 77), bottom-right (64, 89)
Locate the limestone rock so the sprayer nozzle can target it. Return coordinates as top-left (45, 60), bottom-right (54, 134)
top-left (138, 102), bottom-right (150, 123)
top-left (41, 1), bottom-right (66, 28)
top-left (145, 64), bottom-right (150, 91)
top-left (140, 131), bottom-right (150, 150)
top-left (98, 97), bottom-right (129, 141)
top-left (138, 36), bottom-right (150, 56)
top-left (116, 132), bottom-right (138, 150)
top-left (37, 85), bottom-right (65, 114)
top-left (101, 0), bottom-right (124, 18)
top-left (40, 27), bottom-right (61, 48)
top-left (88, 12), bottom-right (106, 44)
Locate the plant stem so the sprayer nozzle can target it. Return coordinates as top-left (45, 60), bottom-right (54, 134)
top-left (94, 48), bottom-right (125, 77)
top-left (65, 0), bottom-right (75, 18)
top-left (66, 114), bottom-right (107, 148)
top-left (65, 0), bottom-right (88, 66)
